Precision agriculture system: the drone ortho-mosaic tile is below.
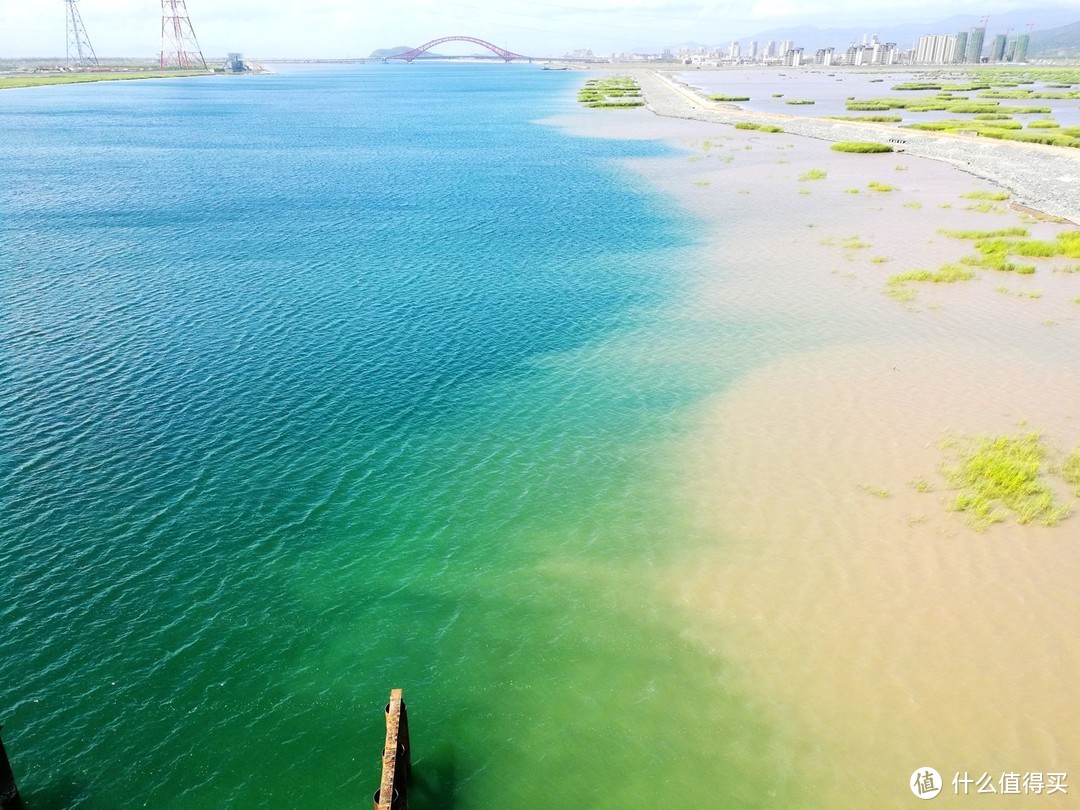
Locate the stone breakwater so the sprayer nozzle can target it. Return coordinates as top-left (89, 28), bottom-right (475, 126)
top-left (633, 70), bottom-right (1080, 225)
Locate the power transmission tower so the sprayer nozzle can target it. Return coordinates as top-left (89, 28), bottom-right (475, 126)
top-left (160, 0), bottom-right (208, 70)
top-left (65, 0), bottom-right (100, 67)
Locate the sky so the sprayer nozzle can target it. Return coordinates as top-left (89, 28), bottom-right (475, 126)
top-left (0, 0), bottom-right (1066, 60)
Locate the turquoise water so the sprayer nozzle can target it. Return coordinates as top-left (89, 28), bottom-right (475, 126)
top-left (1, 65), bottom-right (791, 807)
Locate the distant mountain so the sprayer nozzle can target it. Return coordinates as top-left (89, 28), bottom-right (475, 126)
top-left (1030, 21), bottom-right (1080, 58)
top-left (741, 7), bottom-right (1079, 51)
top-left (369, 46), bottom-right (412, 58)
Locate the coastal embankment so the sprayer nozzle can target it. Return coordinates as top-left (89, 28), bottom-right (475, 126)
top-left (636, 69), bottom-right (1080, 224)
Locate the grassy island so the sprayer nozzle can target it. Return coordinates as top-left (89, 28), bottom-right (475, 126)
top-left (578, 76), bottom-right (645, 108)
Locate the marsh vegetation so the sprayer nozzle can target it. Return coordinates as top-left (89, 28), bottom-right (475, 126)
top-left (578, 77), bottom-right (645, 108)
top-left (939, 432), bottom-right (1073, 530)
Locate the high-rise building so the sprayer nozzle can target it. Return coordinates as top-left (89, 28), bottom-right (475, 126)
top-left (990, 33), bottom-right (1007, 62)
top-left (1014, 32), bottom-right (1030, 62)
top-left (729, 41), bottom-right (740, 60)
top-left (764, 41), bottom-right (775, 59)
top-left (780, 39), bottom-right (793, 56)
top-left (954, 31), bottom-right (969, 62)
top-left (915, 34), bottom-right (956, 64)
top-left (966, 26), bottom-right (986, 63)
top-left (748, 41), bottom-right (758, 60)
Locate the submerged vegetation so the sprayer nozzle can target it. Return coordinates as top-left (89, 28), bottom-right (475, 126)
top-left (578, 77), bottom-right (645, 108)
top-left (710, 94), bottom-right (750, 102)
top-left (941, 432), bottom-right (1072, 530)
top-left (799, 168), bottom-right (827, 181)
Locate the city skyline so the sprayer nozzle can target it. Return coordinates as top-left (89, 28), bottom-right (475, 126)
top-left (1, 0), bottom-right (1076, 60)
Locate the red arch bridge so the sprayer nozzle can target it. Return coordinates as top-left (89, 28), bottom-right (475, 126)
top-left (387, 36), bottom-right (533, 63)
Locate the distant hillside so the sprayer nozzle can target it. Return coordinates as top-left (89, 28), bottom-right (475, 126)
top-left (1030, 21), bottom-right (1080, 58)
top-left (369, 46), bottom-right (411, 58)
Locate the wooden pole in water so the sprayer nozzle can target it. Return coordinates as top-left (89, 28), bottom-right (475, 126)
top-left (374, 689), bottom-right (410, 810)
top-left (0, 725), bottom-right (24, 810)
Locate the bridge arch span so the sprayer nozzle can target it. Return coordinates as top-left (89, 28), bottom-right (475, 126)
top-left (389, 36), bottom-right (531, 63)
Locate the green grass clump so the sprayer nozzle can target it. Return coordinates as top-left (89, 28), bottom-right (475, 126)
top-left (799, 169), bottom-right (827, 181)
top-left (1065, 449), bottom-right (1080, 496)
top-left (734, 122), bottom-right (784, 132)
top-left (786, 99), bottom-right (815, 105)
top-left (827, 115), bottom-right (903, 123)
top-left (904, 119), bottom-right (1024, 133)
top-left (867, 181), bottom-right (894, 192)
top-left (974, 113), bottom-right (1013, 120)
top-left (1007, 240), bottom-right (1061, 257)
top-left (964, 231), bottom-right (1080, 263)
top-left (980, 89), bottom-right (1080, 100)
top-left (892, 82), bottom-right (942, 90)
top-left (962, 190), bottom-right (1010, 201)
top-left (772, 93), bottom-right (784, 98)
top-left (959, 253), bottom-right (1036, 274)
top-left (888, 265), bottom-right (975, 286)
top-left (940, 227), bottom-right (1029, 239)
top-left (903, 201), bottom-right (922, 209)
top-left (830, 141), bottom-right (893, 153)
top-left (842, 237), bottom-right (870, 249)
top-left (710, 94), bottom-right (750, 102)
top-left (586, 101), bottom-right (644, 108)
top-left (1028, 120), bottom-right (1061, 129)
top-left (943, 432), bottom-right (1070, 529)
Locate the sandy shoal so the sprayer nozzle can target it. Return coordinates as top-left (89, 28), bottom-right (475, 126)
top-left (547, 102), bottom-right (1080, 806)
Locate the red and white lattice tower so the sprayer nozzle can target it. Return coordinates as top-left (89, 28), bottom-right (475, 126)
top-left (160, 0), bottom-right (208, 70)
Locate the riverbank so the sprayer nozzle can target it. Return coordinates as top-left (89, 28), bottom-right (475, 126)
top-left (551, 77), bottom-right (1080, 805)
top-left (0, 70), bottom-right (216, 90)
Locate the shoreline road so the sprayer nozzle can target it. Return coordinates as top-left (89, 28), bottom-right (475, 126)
top-left (633, 69), bottom-right (1080, 225)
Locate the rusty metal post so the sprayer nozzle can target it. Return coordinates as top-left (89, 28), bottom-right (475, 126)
top-left (0, 725), bottom-right (23, 810)
top-left (373, 690), bottom-right (410, 810)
